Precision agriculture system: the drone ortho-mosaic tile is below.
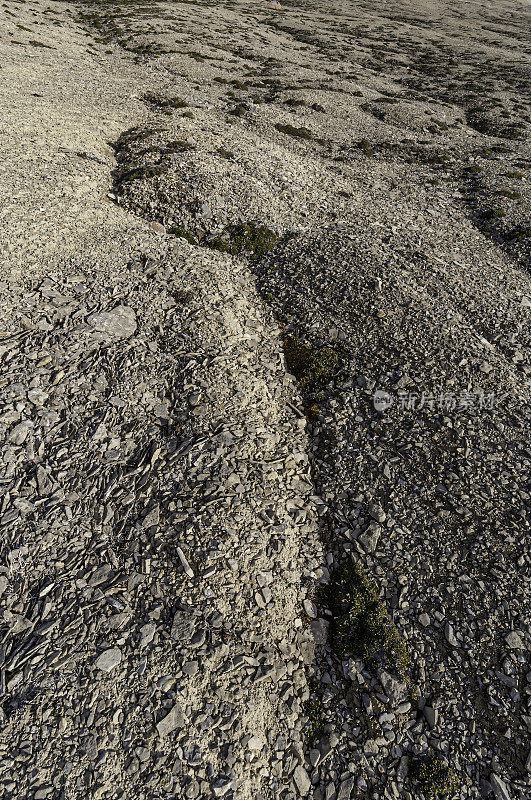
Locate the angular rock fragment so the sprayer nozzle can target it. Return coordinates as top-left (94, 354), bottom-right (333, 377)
top-left (156, 703), bottom-right (185, 737)
top-left (87, 305), bottom-right (137, 340)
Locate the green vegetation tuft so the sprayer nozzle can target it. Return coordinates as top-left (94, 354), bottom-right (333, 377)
top-left (168, 226), bottom-right (198, 244)
top-left (164, 140), bottom-right (196, 153)
top-left (117, 163), bottom-right (169, 183)
top-left (355, 138), bottom-right (374, 156)
top-left (228, 104), bottom-right (248, 117)
top-left (464, 164), bottom-right (482, 175)
top-left (142, 92), bottom-right (188, 110)
top-left (275, 123), bottom-right (313, 140)
top-left (206, 222), bottom-right (279, 260)
top-left (326, 561), bottom-right (410, 680)
top-left (304, 699), bottom-right (326, 743)
top-left (494, 189), bottom-right (521, 199)
top-left (482, 208), bottom-right (506, 220)
top-left (506, 225), bottom-right (531, 241)
top-left (282, 335), bottom-right (339, 393)
top-left (411, 755), bottom-right (458, 798)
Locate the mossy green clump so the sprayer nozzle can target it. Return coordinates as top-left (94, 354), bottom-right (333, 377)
top-left (171, 289), bottom-right (194, 304)
top-left (229, 222), bottom-right (279, 258)
top-left (117, 163), bottom-right (169, 183)
top-left (355, 138), bottom-right (374, 156)
top-left (506, 225), bottom-right (531, 241)
top-left (495, 189), bottom-right (521, 199)
top-left (304, 699), bottom-right (326, 743)
top-left (275, 123), bottom-right (313, 140)
top-left (411, 755), bottom-right (458, 798)
top-left (206, 237), bottom-right (231, 254)
top-left (326, 562), bottom-right (410, 680)
top-left (228, 104), bottom-right (248, 117)
top-left (164, 140), bottom-right (196, 153)
top-left (282, 335), bottom-right (339, 393)
top-left (142, 92), bottom-right (189, 110)
top-left (482, 207), bottom-right (506, 219)
top-left (168, 226), bottom-right (198, 244)
top-left (206, 222), bottom-right (279, 260)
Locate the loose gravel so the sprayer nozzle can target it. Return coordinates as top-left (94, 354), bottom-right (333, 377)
top-left (0, 1), bottom-right (529, 800)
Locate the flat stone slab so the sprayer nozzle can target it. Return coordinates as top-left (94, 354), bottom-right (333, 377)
top-left (156, 703), bottom-right (185, 737)
top-left (87, 305), bottom-right (137, 340)
top-left (94, 647), bottom-right (122, 673)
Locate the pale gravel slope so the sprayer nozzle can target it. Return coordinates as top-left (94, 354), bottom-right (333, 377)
top-left (0, 4), bottom-right (322, 800)
top-left (0, 2), bottom-right (530, 800)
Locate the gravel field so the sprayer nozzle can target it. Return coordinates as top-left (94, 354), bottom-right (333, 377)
top-left (0, 1), bottom-right (529, 800)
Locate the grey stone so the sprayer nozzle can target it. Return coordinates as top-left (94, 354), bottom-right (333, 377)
top-left (379, 670), bottom-right (408, 706)
top-left (337, 776), bottom-right (355, 800)
top-left (36, 466), bottom-right (53, 497)
top-left (359, 524), bottom-right (380, 553)
top-left (171, 612), bottom-right (195, 643)
top-left (423, 706), bottom-right (438, 728)
top-left (8, 421), bottom-right (30, 445)
top-left (87, 305), bottom-right (137, 340)
top-left (369, 503), bottom-right (386, 523)
top-left (212, 777), bottom-right (234, 797)
top-left (95, 647), bottom-right (122, 673)
top-left (292, 765), bottom-right (311, 795)
top-left (139, 623), bottom-right (156, 648)
top-left (444, 622), bottom-right (458, 647)
top-left (310, 618), bottom-right (329, 647)
top-left (156, 703), bottom-right (185, 737)
top-left (505, 631), bottom-right (524, 649)
top-left (490, 774), bottom-right (511, 800)
top-left (88, 564), bottom-right (112, 587)
top-left (142, 505), bottom-right (160, 529)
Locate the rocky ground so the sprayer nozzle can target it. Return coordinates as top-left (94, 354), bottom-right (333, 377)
top-left (0, 1), bottom-right (529, 800)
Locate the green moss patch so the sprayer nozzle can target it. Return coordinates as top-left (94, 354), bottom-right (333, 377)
top-left (205, 222), bottom-right (279, 260)
top-left (410, 755), bottom-right (458, 798)
top-left (304, 699), bottom-right (326, 743)
top-left (163, 140), bottom-right (196, 153)
top-left (116, 163), bottom-right (170, 183)
top-left (275, 123), bottom-right (313, 140)
top-left (326, 562), bottom-right (410, 680)
top-left (482, 208), bottom-right (506, 220)
top-left (168, 226), bottom-right (198, 244)
top-left (494, 189), bottom-right (521, 199)
top-left (355, 138), bottom-right (374, 156)
top-left (282, 335), bottom-right (338, 393)
top-left (142, 92), bottom-right (189, 110)
top-left (506, 225), bottom-right (531, 241)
